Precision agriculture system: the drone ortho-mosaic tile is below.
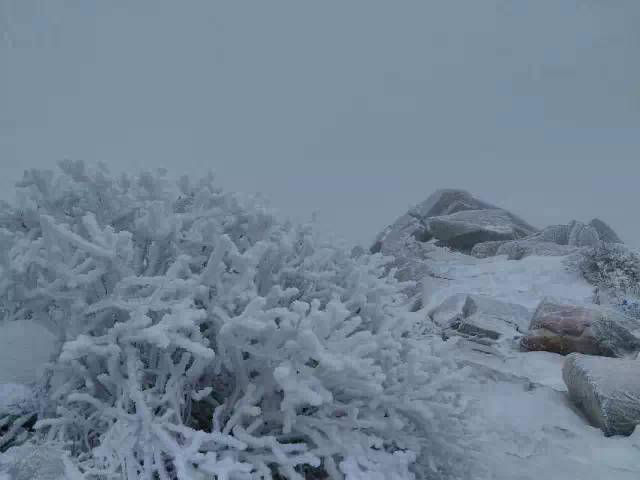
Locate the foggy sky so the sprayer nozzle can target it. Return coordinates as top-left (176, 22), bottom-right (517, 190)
top-left (1, 0), bottom-right (639, 248)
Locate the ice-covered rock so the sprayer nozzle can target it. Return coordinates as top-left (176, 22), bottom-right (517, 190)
top-left (472, 239), bottom-right (579, 260)
top-left (409, 189), bottom-right (497, 219)
top-left (497, 240), bottom-right (578, 260)
top-left (568, 221), bottom-right (601, 248)
top-left (0, 444), bottom-right (67, 480)
top-left (563, 353), bottom-right (640, 436)
top-left (429, 293), bottom-right (531, 341)
top-left (469, 240), bottom-right (505, 259)
top-left (520, 299), bottom-right (640, 357)
top-left (534, 224), bottom-right (572, 245)
top-left (589, 218), bottom-right (623, 244)
top-left (428, 293), bottom-right (468, 328)
top-left (427, 209), bottom-right (533, 252)
top-left (372, 189), bottom-right (536, 257)
top-left (471, 219), bottom-right (623, 261)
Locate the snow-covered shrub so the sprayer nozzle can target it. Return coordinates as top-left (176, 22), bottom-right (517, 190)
top-left (0, 384), bottom-right (38, 452)
top-left (0, 162), bottom-right (468, 479)
top-left (580, 243), bottom-right (640, 301)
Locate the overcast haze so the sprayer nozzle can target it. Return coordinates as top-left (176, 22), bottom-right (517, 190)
top-left (1, 0), bottom-right (639, 247)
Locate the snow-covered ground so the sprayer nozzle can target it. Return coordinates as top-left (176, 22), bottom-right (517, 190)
top-left (0, 320), bottom-right (57, 385)
top-left (419, 246), bottom-right (640, 479)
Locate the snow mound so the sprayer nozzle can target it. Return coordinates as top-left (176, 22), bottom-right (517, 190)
top-left (0, 320), bottom-right (57, 385)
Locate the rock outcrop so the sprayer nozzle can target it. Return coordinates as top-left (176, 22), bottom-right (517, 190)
top-left (563, 353), bottom-right (640, 436)
top-left (373, 189), bottom-right (537, 257)
top-left (589, 218), bottom-right (623, 244)
top-left (520, 299), bottom-right (640, 357)
top-left (472, 239), bottom-right (578, 260)
top-left (427, 209), bottom-right (533, 252)
top-left (472, 218), bottom-right (624, 261)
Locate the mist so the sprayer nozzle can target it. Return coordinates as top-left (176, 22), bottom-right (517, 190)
top-left (1, 0), bottom-right (639, 247)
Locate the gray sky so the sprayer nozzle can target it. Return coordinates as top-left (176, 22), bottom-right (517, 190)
top-left (1, 0), bottom-right (639, 247)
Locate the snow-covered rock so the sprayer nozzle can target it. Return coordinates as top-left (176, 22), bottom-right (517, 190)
top-left (428, 293), bottom-right (531, 342)
top-left (568, 221), bottom-right (601, 248)
top-left (563, 354), bottom-right (640, 436)
top-left (520, 299), bottom-right (640, 357)
top-left (427, 209), bottom-right (532, 252)
top-left (372, 189), bottom-right (536, 260)
top-left (589, 218), bottom-right (623, 244)
top-left (471, 219), bottom-right (623, 261)
top-left (472, 239), bottom-right (579, 260)
top-left (534, 224), bottom-right (572, 245)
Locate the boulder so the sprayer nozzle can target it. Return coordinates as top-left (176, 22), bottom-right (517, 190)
top-left (470, 241), bottom-right (505, 259)
top-left (589, 218), bottom-right (623, 244)
top-left (563, 353), bottom-right (640, 436)
top-left (427, 209), bottom-right (533, 252)
top-left (494, 240), bottom-right (578, 260)
top-left (568, 221), bottom-right (601, 248)
top-left (471, 218), bottom-right (623, 260)
top-left (371, 213), bottom-right (424, 255)
top-left (429, 294), bottom-right (468, 328)
top-left (520, 299), bottom-right (640, 357)
top-left (372, 189), bottom-right (537, 256)
top-left (429, 294), bottom-right (531, 341)
top-left (471, 237), bottom-right (579, 260)
top-left (409, 189), bottom-right (497, 219)
top-left (533, 224), bottom-right (571, 245)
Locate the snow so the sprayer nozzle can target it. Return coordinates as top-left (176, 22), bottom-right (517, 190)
top-left (420, 245), bottom-right (640, 479)
top-left (423, 249), bottom-right (594, 311)
top-left (0, 320), bottom-right (57, 385)
top-left (0, 384), bottom-right (34, 417)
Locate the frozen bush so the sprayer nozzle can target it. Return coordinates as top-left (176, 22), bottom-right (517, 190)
top-left (0, 163), bottom-right (468, 479)
top-left (580, 243), bottom-right (640, 301)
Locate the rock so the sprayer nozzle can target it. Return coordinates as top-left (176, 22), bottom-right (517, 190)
top-left (462, 295), bottom-right (531, 334)
top-left (568, 221), bottom-right (601, 248)
top-left (533, 224), bottom-right (571, 245)
top-left (429, 293), bottom-right (468, 328)
top-left (470, 241), bottom-right (505, 258)
top-left (494, 240), bottom-right (578, 260)
top-left (409, 189), bottom-right (496, 219)
top-left (471, 218), bottom-right (623, 261)
top-left (563, 353), bottom-right (640, 436)
top-left (589, 218), bottom-right (623, 244)
top-left (429, 294), bottom-right (531, 341)
top-left (520, 299), bottom-right (640, 357)
top-left (0, 444), bottom-right (67, 480)
top-left (372, 189), bottom-right (537, 257)
top-left (427, 209), bottom-right (533, 252)
top-left (371, 213), bottom-right (424, 255)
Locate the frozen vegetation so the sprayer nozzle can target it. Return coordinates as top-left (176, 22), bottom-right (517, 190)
top-left (1, 168), bottom-right (640, 479)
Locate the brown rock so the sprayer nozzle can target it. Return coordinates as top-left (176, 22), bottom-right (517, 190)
top-left (520, 299), bottom-right (640, 357)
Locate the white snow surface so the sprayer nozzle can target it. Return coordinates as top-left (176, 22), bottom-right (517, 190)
top-left (0, 384), bottom-right (34, 417)
top-left (0, 320), bottom-right (57, 385)
top-left (420, 246), bottom-right (640, 479)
